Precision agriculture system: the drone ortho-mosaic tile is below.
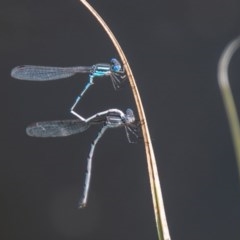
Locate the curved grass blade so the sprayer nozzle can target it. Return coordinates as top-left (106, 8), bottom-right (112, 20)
top-left (79, 1), bottom-right (171, 239)
top-left (218, 35), bottom-right (240, 179)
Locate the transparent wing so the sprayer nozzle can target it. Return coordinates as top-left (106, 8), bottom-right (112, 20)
top-left (26, 119), bottom-right (90, 137)
top-left (125, 123), bottom-right (141, 143)
top-left (11, 65), bottom-right (92, 81)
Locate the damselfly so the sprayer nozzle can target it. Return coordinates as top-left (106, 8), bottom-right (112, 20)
top-left (26, 108), bottom-right (139, 208)
top-left (11, 59), bottom-right (126, 118)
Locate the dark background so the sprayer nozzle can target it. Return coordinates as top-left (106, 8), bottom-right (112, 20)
top-left (2, 0), bottom-right (240, 239)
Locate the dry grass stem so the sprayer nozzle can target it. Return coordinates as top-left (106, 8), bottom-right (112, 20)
top-left (80, 1), bottom-right (171, 239)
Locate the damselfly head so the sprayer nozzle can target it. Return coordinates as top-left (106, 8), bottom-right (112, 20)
top-left (125, 108), bottom-right (135, 124)
top-left (110, 58), bottom-right (122, 72)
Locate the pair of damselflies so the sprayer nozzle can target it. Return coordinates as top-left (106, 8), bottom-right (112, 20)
top-left (11, 59), bottom-right (139, 207)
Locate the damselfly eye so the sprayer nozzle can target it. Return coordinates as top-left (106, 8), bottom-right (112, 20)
top-left (126, 108), bottom-right (135, 123)
top-left (111, 58), bottom-right (121, 72)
